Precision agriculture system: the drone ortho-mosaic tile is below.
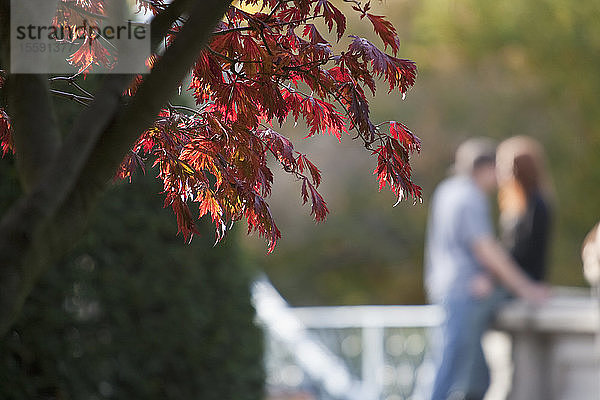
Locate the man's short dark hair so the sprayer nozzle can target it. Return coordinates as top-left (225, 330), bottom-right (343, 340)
top-left (454, 138), bottom-right (497, 175)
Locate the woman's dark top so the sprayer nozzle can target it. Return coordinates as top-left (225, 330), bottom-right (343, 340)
top-left (501, 192), bottom-right (551, 281)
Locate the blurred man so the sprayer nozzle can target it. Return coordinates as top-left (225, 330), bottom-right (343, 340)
top-left (424, 137), bottom-right (548, 400)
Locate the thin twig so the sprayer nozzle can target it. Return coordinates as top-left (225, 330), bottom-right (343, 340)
top-left (49, 75), bottom-right (95, 98)
top-left (268, 0), bottom-right (287, 18)
top-left (341, 0), bottom-right (364, 9)
top-left (212, 14), bottom-right (323, 36)
top-left (49, 89), bottom-right (93, 106)
top-left (206, 46), bottom-right (262, 65)
top-left (168, 103), bottom-right (205, 117)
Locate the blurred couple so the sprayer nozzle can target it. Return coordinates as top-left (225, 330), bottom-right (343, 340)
top-left (424, 136), bottom-right (553, 400)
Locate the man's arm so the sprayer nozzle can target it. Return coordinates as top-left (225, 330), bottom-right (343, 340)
top-left (472, 236), bottom-right (549, 303)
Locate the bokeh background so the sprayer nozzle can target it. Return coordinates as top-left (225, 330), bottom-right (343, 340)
top-left (241, 0), bottom-right (600, 306)
top-left (2, 0), bottom-right (600, 397)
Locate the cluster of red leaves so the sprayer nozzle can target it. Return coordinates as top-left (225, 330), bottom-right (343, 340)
top-left (1, 0), bottom-right (422, 251)
top-left (0, 108), bottom-right (12, 156)
top-left (115, 106), bottom-right (328, 251)
top-left (52, 0), bottom-right (116, 73)
top-left (374, 121), bottom-right (422, 204)
top-left (66, 36), bottom-right (115, 73)
top-left (0, 71), bottom-right (12, 156)
top-left (141, 0), bottom-right (420, 250)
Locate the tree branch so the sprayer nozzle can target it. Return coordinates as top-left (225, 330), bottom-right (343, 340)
top-left (8, 76), bottom-right (62, 191)
top-left (78, 0), bottom-right (234, 188)
top-left (0, 1), bottom-right (9, 66)
top-left (0, 0), bottom-right (233, 336)
top-left (0, 1), bottom-right (62, 192)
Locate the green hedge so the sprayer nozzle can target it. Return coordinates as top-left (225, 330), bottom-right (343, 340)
top-left (0, 164), bottom-right (264, 399)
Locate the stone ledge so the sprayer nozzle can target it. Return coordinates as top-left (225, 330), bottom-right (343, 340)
top-left (495, 287), bottom-right (600, 333)
top-left (491, 287), bottom-right (600, 400)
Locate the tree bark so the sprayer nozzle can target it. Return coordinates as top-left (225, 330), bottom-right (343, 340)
top-left (8, 76), bottom-right (61, 191)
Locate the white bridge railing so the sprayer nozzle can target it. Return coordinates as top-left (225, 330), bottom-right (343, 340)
top-left (252, 277), bottom-right (444, 400)
top-left (292, 305), bottom-right (444, 400)
top-left (254, 278), bottom-right (600, 400)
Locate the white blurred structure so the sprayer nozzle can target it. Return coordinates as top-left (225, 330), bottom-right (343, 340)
top-left (253, 277), bottom-right (600, 400)
top-left (292, 304), bottom-right (444, 400)
top-left (494, 287), bottom-right (600, 400)
top-left (252, 277), bottom-right (443, 400)
top-left (252, 278), bottom-right (370, 400)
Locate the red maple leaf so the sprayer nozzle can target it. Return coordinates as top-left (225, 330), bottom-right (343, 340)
top-left (389, 121), bottom-right (421, 152)
top-left (365, 13), bottom-right (400, 55)
top-left (315, 0), bottom-right (347, 40)
top-left (348, 36), bottom-right (417, 94)
top-left (301, 178), bottom-right (328, 222)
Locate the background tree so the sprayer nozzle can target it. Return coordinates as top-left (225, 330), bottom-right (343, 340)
top-left (0, 160), bottom-right (264, 399)
top-left (0, 0), bottom-right (419, 333)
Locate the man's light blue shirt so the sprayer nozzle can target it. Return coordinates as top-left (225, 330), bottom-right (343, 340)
top-left (424, 174), bottom-right (493, 303)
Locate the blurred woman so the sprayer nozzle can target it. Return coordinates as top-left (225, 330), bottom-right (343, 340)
top-left (496, 136), bottom-right (553, 281)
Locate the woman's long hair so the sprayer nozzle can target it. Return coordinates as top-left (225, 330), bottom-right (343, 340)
top-left (496, 136), bottom-right (554, 219)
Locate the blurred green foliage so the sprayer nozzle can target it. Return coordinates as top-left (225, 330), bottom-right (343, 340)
top-left (243, 0), bottom-right (600, 305)
top-left (0, 158), bottom-right (264, 399)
